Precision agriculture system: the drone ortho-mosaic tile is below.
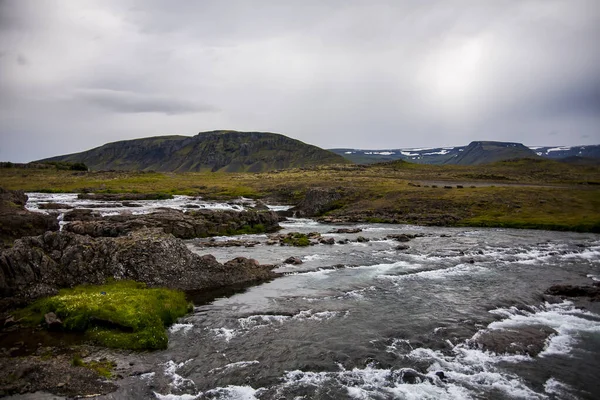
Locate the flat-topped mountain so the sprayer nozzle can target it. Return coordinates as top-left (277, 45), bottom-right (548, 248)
top-left (331, 141), bottom-right (599, 165)
top-left (38, 130), bottom-right (348, 172)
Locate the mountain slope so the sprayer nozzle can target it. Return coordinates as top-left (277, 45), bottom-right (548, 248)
top-left (38, 131), bottom-right (348, 172)
top-left (331, 141), bottom-right (540, 165)
top-left (449, 141), bottom-right (539, 165)
top-left (530, 145), bottom-right (600, 160)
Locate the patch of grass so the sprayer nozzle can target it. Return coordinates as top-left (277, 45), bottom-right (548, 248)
top-left (72, 354), bottom-right (116, 378)
top-left (282, 233), bottom-right (311, 247)
top-left (17, 280), bottom-right (192, 351)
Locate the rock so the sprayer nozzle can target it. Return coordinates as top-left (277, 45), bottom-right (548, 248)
top-left (252, 200), bottom-right (270, 211)
top-left (44, 312), bottom-right (62, 329)
top-left (77, 193), bottom-right (174, 201)
top-left (63, 208), bottom-right (281, 239)
top-left (284, 257), bottom-right (303, 265)
top-left (472, 325), bottom-right (557, 357)
top-left (0, 229), bottom-right (279, 305)
top-left (0, 187), bottom-right (60, 245)
top-left (337, 239), bottom-right (349, 244)
top-left (196, 239), bottom-right (260, 248)
top-left (545, 283), bottom-right (600, 301)
top-left (121, 202), bottom-right (143, 207)
top-left (287, 188), bottom-right (346, 217)
top-left (319, 237), bottom-right (335, 245)
top-left (356, 236), bottom-right (370, 243)
top-left (38, 203), bottom-right (74, 210)
top-left (328, 228), bottom-right (362, 234)
top-left (395, 244), bottom-right (410, 251)
top-left (386, 233), bottom-right (422, 242)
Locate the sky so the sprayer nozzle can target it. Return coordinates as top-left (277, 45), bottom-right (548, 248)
top-left (1, 0), bottom-right (599, 162)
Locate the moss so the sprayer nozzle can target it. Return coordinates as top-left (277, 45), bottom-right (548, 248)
top-left (72, 354), bottom-right (115, 378)
top-left (282, 233), bottom-right (311, 247)
top-left (17, 280), bottom-right (192, 351)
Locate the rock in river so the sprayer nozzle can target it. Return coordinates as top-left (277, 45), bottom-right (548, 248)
top-left (0, 228), bottom-right (278, 306)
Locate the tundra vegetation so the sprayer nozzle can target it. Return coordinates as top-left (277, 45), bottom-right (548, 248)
top-left (1, 158), bottom-right (599, 232)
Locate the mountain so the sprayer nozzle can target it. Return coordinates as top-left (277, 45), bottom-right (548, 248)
top-left (449, 141), bottom-right (539, 165)
top-left (529, 145), bottom-right (600, 160)
top-left (330, 141), bottom-right (600, 165)
top-left (38, 131), bottom-right (348, 172)
top-left (330, 141), bottom-right (538, 165)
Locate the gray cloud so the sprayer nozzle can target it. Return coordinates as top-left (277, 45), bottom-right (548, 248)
top-left (75, 89), bottom-right (218, 115)
top-left (0, 0), bottom-right (599, 162)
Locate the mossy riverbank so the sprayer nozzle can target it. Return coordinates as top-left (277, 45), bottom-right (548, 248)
top-left (16, 280), bottom-right (192, 351)
top-left (1, 159), bottom-right (599, 232)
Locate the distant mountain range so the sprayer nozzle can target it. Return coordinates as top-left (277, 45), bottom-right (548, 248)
top-left (38, 130), bottom-right (348, 172)
top-left (330, 142), bottom-right (600, 165)
top-left (37, 132), bottom-right (600, 172)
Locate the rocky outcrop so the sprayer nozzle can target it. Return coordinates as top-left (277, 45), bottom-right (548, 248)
top-left (63, 208), bottom-right (281, 239)
top-left (288, 188), bottom-right (346, 217)
top-left (0, 229), bottom-right (278, 306)
top-left (545, 283), bottom-right (600, 301)
top-left (0, 188), bottom-right (59, 246)
top-left (471, 326), bottom-right (557, 357)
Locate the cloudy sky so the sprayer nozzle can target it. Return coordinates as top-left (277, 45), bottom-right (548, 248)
top-left (1, 0), bottom-right (599, 162)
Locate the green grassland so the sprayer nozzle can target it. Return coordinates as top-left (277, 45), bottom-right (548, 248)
top-left (1, 158), bottom-right (599, 232)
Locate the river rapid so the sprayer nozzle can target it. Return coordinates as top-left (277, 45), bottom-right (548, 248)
top-left (25, 194), bottom-right (600, 399)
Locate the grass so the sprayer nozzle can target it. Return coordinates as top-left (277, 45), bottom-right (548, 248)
top-left (16, 280), bottom-right (192, 351)
top-left (72, 354), bottom-right (116, 378)
top-left (281, 233), bottom-right (311, 247)
top-left (1, 159), bottom-right (599, 232)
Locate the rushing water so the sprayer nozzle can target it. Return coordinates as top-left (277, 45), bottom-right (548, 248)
top-left (24, 194), bottom-right (600, 399)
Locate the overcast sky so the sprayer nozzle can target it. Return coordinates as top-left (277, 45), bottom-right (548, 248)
top-left (1, 0), bottom-right (599, 162)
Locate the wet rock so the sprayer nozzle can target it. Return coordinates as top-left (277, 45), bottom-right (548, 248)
top-left (395, 244), bottom-right (410, 251)
top-left (319, 237), bottom-right (335, 245)
top-left (386, 233), bottom-right (422, 242)
top-left (471, 325), bottom-right (557, 357)
top-left (252, 200), bottom-right (270, 211)
top-left (328, 228), bottom-right (362, 234)
top-left (545, 283), bottom-right (600, 301)
top-left (284, 257), bottom-right (303, 265)
top-left (121, 202), bottom-right (143, 207)
top-left (0, 228), bottom-right (279, 304)
top-left (63, 208), bottom-right (281, 239)
top-left (356, 236), bottom-right (370, 243)
top-left (0, 188), bottom-right (59, 245)
top-left (337, 239), bottom-right (350, 244)
top-left (38, 203), bottom-right (74, 210)
top-left (287, 187), bottom-right (346, 217)
top-left (77, 193), bottom-right (174, 201)
top-left (44, 312), bottom-right (62, 330)
top-left (196, 239), bottom-right (260, 248)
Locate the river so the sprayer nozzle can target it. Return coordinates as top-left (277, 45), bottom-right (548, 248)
top-left (24, 194), bottom-right (600, 399)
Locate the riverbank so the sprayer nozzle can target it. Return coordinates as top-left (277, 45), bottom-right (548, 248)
top-left (1, 159), bottom-right (598, 232)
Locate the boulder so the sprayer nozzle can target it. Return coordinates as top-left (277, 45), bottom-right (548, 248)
top-left (328, 228), bottom-right (362, 234)
top-left (0, 229), bottom-right (278, 306)
top-left (471, 325), bottom-right (557, 357)
top-left (44, 312), bottom-right (62, 330)
top-left (0, 188), bottom-right (59, 246)
top-left (288, 188), bottom-right (345, 217)
top-left (545, 283), bottom-right (600, 301)
top-left (63, 208), bottom-right (281, 239)
top-left (284, 257), bottom-right (303, 265)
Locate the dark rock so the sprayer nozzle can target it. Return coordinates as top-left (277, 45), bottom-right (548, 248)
top-left (337, 239), bottom-right (349, 244)
top-left (0, 229), bottom-right (279, 305)
top-left (545, 283), bottom-right (600, 301)
top-left (395, 244), bottom-right (410, 251)
top-left (319, 237), bottom-right (335, 245)
top-left (0, 187), bottom-right (59, 245)
top-left (472, 325), bottom-right (557, 357)
top-left (44, 312), bottom-right (62, 330)
top-left (386, 233), bottom-right (421, 242)
top-left (328, 228), bottom-right (362, 234)
top-left (196, 239), bottom-right (260, 248)
top-left (121, 202), bottom-right (143, 207)
top-left (356, 236), bottom-right (370, 243)
top-left (63, 208), bottom-right (281, 239)
top-left (284, 257), bottom-right (303, 265)
top-left (77, 193), bottom-right (174, 201)
top-left (252, 200), bottom-right (270, 211)
top-left (38, 203), bottom-right (74, 210)
top-left (288, 188), bottom-right (346, 217)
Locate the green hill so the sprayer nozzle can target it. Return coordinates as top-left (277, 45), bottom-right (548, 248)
top-left (38, 131), bottom-right (348, 172)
